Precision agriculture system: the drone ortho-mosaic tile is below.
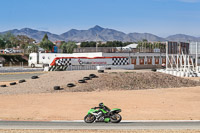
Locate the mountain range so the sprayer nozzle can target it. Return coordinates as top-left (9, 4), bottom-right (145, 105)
top-left (1, 25), bottom-right (200, 43)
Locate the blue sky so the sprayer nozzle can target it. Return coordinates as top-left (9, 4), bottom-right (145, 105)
top-left (0, 0), bottom-right (200, 37)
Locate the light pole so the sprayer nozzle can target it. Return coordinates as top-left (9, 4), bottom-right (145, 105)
top-left (96, 34), bottom-right (98, 52)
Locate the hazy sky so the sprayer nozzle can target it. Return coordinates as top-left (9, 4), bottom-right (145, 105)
top-left (0, 0), bottom-right (200, 37)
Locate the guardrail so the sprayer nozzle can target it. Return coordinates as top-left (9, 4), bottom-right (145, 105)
top-left (0, 67), bottom-right (44, 73)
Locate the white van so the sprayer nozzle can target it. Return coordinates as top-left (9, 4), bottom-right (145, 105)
top-left (4, 48), bottom-right (13, 54)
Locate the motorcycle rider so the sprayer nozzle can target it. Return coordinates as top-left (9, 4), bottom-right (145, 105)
top-left (94, 103), bottom-right (110, 113)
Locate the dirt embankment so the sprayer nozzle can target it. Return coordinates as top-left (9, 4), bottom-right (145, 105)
top-left (69, 71), bottom-right (200, 92)
top-left (1, 70), bottom-right (200, 95)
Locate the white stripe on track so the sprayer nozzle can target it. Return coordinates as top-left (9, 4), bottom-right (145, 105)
top-left (50, 120), bottom-right (200, 123)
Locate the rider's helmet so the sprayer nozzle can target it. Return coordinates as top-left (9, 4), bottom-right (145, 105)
top-left (99, 102), bottom-right (104, 107)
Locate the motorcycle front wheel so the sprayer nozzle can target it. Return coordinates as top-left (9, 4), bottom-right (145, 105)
top-left (84, 114), bottom-right (96, 123)
top-left (110, 114), bottom-right (122, 123)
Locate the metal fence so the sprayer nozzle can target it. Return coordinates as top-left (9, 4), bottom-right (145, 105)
top-left (66, 65), bottom-right (97, 71)
top-left (0, 67), bottom-right (44, 73)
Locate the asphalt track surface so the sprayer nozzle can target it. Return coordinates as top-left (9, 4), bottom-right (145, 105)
top-left (0, 73), bottom-right (44, 82)
top-left (0, 121), bottom-right (200, 129)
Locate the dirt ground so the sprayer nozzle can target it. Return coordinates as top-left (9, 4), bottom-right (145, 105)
top-left (0, 70), bottom-right (199, 95)
top-left (0, 86), bottom-right (200, 120)
top-left (0, 70), bottom-right (200, 121)
top-left (0, 130), bottom-right (200, 133)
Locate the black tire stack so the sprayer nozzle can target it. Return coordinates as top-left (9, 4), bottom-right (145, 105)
top-left (54, 86), bottom-right (63, 90)
top-left (67, 83), bottom-right (75, 87)
top-left (98, 70), bottom-right (104, 73)
top-left (151, 68), bottom-right (157, 72)
top-left (83, 77), bottom-right (91, 80)
top-left (10, 82), bottom-right (16, 85)
top-left (89, 74), bottom-right (98, 78)
top-left (31, 76), bottom-right (39, 79)
top-left (78, 80), bottom-right (86, 83)
top-left (0, 85), bottom-right (6, 87)
top-left (19, 79), bottom-right (26, 83)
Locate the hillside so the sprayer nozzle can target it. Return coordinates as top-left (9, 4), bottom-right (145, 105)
top-left (0, 25), bottom-right (199, 42)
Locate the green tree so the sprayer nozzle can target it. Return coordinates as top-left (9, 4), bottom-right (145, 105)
top-left (60, 41), bottom-right (77, 53)
top-left (0, 32), bottom-right (15, 48)
top-left (42, 33), bottom-right (48, 41)
top-left (17, 35), bottom-right (35, 49)
top-left (0, 39), bottom-right (5, 48)
top-left (26, 44), bottom-right (39, 53)
top-left (40, 34), bottom-right (54, 51)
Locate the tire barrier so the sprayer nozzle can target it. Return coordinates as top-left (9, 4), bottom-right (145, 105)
top-left (67, 83), bottom-right (75, 87)
top-left (19, 79), bottom-right (26, 83)
top-left (83, 77), bottom-right (91, 80)
top-left (151, 68), bottom-right (157, 72)
top-left (31, 76), bottom-right (39, 79)
top-left (78, 80), bottom-right (86, 83)
top-left (54, 86), bottom-right (63, 90)
top-left (105, 67), bottom-right (111, 70)
top-left (89, 74), bottom-right (97, 78)
top-left (0, 85), bottom-right (6, 87)
top-left (10, 82), bottom-right (16, 85)
top-left (98, 70), bottom-right (104, 73)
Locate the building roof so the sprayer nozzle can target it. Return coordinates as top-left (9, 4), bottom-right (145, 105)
top-left (116, 43), bottom-right (138, 51)
top-left (123, 43), bottom-right (138, 49)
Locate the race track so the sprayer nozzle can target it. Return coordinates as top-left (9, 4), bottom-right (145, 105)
top-left (0, 121), bottom-right (200, 129)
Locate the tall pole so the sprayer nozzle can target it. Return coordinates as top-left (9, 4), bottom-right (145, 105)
top-left (96, 34), bottom-right (98, 52)
top-left (166, 41), bottom-right (168, 70)
top-left (196, 42), bottom-right (198, 72)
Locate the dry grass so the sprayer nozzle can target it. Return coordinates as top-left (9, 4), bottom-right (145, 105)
top-left (0, 130), bottom-right (200, 133)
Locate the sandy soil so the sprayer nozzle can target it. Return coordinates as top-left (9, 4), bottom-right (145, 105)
top-left (0, 70), bottom-right (200, 121)
top-left (0, 130), bottom-right (200, 133)
top-left (0, 86), bottom-right (200, 120)
top-left (0, 70), bottom-right (100, 95)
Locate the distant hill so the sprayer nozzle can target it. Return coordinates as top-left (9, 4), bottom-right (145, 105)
top-left (0, 28), bottom-right (62, 42)
top-left (0, 25), bottom-right (199, 42)
top-left (166, 34), bottom-right (200, 42)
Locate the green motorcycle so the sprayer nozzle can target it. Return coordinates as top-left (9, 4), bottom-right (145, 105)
top-left (84, 107), bottom-right (122, 123)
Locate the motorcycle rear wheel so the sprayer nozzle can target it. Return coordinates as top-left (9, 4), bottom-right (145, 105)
top-left (110, 114), bottom-right (122, 123)
top-left (84, 114), bottom-right (96, 123)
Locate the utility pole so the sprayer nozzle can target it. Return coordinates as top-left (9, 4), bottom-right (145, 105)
top-left (196, 42), bottom-right (198, 73)
top-left (166, 41), bottom-right (168, 70)
top-left (96, 34), bottom-right (98, 52)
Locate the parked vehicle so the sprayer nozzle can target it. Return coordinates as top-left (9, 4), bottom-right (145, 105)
top-left (13, 49), bottom-right (22, 53)
top-left (4, 48), bottom-right (13, 54)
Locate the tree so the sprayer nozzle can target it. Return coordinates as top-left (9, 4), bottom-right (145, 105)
top-left (0, 39), bottom-right (5, 49)
top-left (40, 34), bottom-right (54, 51)
top-left (26, 44), bottom-right (39, 53)
top-left (42, 33), bottom-right (48, 41)
top-left (60, 41), bottom-right (77, 53)
top-left (0, 32), bottom-right (15, 48)
top-left (17, 35), bottom-right (35, 49)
